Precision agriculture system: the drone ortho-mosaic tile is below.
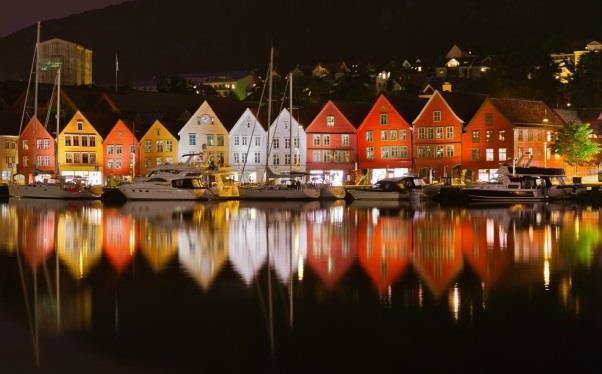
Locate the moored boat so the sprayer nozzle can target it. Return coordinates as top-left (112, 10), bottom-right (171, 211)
top-left (347, 176), bottom-right (425, 200)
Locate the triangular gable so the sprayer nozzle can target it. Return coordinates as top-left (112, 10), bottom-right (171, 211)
top-left (412, 90), bottom-right (464, 124)
top-left (21, 116), bottom-right (53, 138)
top-left (305, 100), bottom-right (358, 134)
top-left (357, 94), bottom-right (412, 132)
top-left (230, 107), bottom-right (267, 135)
top-left (94, 93), bottom-right (120, 113)
top-left (60, 111), bottom-right (103, 138)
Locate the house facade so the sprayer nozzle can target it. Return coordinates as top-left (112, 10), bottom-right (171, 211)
top-left (0, 112), bottom-right (20, 183)
top-left (57, 111), bottom-right (104, 185)
top-left (267, 108), bottom-right (308, 175)
top-left (139, 120), bottom-right (179, 176)
top-left (228, 108), bottom-right (267, 183)
top-left (103, 119), bottom-right (139, 183)
top-left (305, 101), bottom-right (368, 185)
top-left (462, 98), bottom-right (565, 181)
top-left (178, 100), bottom-right (244, 166)
top-left (17, 116), bottom-right (56, 182)
top-left (413, 91), bottom-right (476, 178)
top-left (356, 95), bottom-right (418, 183)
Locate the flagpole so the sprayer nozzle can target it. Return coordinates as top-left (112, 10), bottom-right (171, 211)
top-left (115, 52), bottom-right (119, 94)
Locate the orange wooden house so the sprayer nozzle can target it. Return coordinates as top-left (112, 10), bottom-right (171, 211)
top-left (17, 116), bottom-right (56, 182)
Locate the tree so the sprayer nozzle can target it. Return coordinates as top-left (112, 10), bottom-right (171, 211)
top-left (551, 122), bottom-right (601, 175)
top-left (570, 52), bottom-right (602, 108)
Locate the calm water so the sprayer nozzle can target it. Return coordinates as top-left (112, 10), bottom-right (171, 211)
top-left (0, 199), bottom-right (601, 373)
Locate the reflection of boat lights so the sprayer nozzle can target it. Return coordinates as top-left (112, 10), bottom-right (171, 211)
top-left (297, 256), bottom-right (304, 281)
top-left (544, 260), bottom-right (550, 290)
top-left (330, 206), bottom-right (344, 224)
top-left (449, 284), bottom-right (460, 321)
top-left (575, 217), bottom-right (580, 240)
top-left (486, 219), bottom-right (494, 247)
top-left (327, 256), bottom-right (334, 274)
top-left (371, 208), bottom-right (379, 226)
top-left (129, 223), bottom-right (136, 254)
top-left (418, 283), bottom-right (423, 308)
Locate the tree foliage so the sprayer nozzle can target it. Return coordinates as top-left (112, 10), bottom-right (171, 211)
top-left (570, 52), bottom-right (602, 108)
top-left (551, 122), bottom-right (600, 169)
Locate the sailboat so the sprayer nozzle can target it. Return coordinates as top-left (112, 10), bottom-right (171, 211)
top-left (10, 63), bottom-right (102, 199)
top-left (239, 49), bottom-right (319, 200)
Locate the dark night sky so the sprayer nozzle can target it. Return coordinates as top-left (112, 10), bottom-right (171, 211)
top-left (0, 0), bottom-right (126, 36)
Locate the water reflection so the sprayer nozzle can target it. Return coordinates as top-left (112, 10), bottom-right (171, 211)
top-left (1, 198), bottom-right (602, 370)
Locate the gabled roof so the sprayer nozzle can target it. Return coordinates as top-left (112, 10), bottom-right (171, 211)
top-left (385, 94), bottom-right (429, 124)
top-left (180, 70), bottom-right (251, 82)
top-left (136, 119), bottom-right (182, 140)
top-left (334, 102), bottom-right (372, 128)
top-left (577, 109), bottom-right (602, 134)
top-left (442, 92), bottom-right (487, 123)
top-left (0, 111), bottom-right (22, 136)
top-left (78, 112), bottom-right (123, 139)
top-left (203, 98), bottom-right (249, 131)
top-left (98, 91), bottom-right (206, 118)
top-left (488, 98), bottom-right (564, 127)
top-left (554, 109), bottom-right (581, 124)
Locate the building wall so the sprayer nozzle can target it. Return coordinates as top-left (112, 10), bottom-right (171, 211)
top-left (513, 127), bottom-right (563, 168)
top-left (268, 109), bottom-right (307, 174)
top-left (17, 117), bottom-right (56, 181)
top-left (103, 120), bottom-right (139, 180)
top-left (139, 120), bottom-right (179, 175)
top-left (57, 112), bottom-right (104, 185)
top-left (178, 101), bottom-right (229, 165)
top-left (39, 39), bottom-right (93, 86)
top-left (0, 135), bottom-right (18, 182)
top-left (413, 92), bottom-right (463, 177)
top-left (357, 95), bottom-right (413, 173)
top-left (228, 108), bottom-right (267, 182)
top-left (461, 100), bottom-right (514, 179)
top-left (306, 101), bottom-right (358, 181)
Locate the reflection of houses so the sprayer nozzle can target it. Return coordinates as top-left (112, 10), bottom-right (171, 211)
top-left (139, 219), bottom-right (178, 272)
top-left (228, 207), bottom-right (267, 285)
top-left (306, 203), bottom-right (357, 289)
top-left (412, 211), bottom-right (463, 297)
top-left (357, 208), bottom-right (412, 293)
top-left (17, 205), bottom-right (56, 268)
top-left (268, 212), bottom-right (307, 284)
top-left (57, 205), bottom-right (103, 278)
top-left (102, 208), bottom-right (137, 273)
top-left (0, 203), bottom-right (18, 253)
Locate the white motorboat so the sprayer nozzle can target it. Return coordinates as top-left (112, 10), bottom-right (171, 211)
top-left (118, 175), bottom-right (210, 200)
top-left (347, 177), bottom-right (426, 201)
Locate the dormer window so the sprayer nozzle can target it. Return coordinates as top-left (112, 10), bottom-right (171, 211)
top-left (379, 113), bottom-right (388, 125)
top-left (326, 115), bottom-right (335, 126)
top-left (433, 110), bottom-right (442, 122)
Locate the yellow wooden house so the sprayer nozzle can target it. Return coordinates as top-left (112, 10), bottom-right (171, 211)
top-left (57, 111), bottom-right (106, 185)
top-left (138, 120), bottom-right (179, 176)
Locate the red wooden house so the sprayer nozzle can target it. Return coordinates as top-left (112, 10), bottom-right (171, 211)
top-left (305, 100), bottom-right (370, 185)
top-left (357, 94), bottom-right (425, 184)
top-left (462, 98), bottom-right (565, 181)
top-left (101, 118), bottom-right (139, 183)
top-left (413, 90), bottom-right (485, 179)
top-left (17, 116), bottom-right (56, 182)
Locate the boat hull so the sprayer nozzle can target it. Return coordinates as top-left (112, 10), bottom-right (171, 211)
top-left (463, 188), bottom-right (548, 202)
top-left (347, 189), bottom-right (423, 201)
top-left (118, 184), bottom-right (209, 200)
top-left (8, 184), bottom-right (101, 199)
top-left (238, 186), bottom-right (320, 200)
top-left (319, 186), bottom-right (346, 199)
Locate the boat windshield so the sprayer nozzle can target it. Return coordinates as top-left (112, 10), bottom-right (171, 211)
top-left (146, 169), bottom-right (183, 177)
top-left (172, 178), bottom-right (206, 189)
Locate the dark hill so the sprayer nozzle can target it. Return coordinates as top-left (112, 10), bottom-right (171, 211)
top-left (0, 0), bottom-right (599, 85)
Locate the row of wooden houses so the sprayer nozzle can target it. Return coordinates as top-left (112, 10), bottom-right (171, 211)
top-left (0, 86), bottom-right (594, 185)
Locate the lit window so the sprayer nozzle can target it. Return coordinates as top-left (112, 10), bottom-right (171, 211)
top-left (166, 140), bottom-right (173, 152)
top-left (326, 115), bottom-right (335, 126)
top-left (418, 128), bottom-right (425, 139)
top-left (446, 145), bottom-right (454, 157)
top-left (446, 126), bottom-right (454, 139)
top-left (433, 110), bottom-right (442, 122)
top-left (365, 131), bottom-right (373, 142)
top-left (472, 130), bottom-right (480, 142)
top-left (366, 147), bottom-right (374, 160)
top-left (399, 129), bottom-right (407, 140)
top-left (380, 130), bottom-right (388, 141)
top-left (499, 130), bottom-right (506, 141)
top-left (390, 130), bottom-right (397, 140)
top-left (499, 148), bottom-right (507, 161)
top-left (145, 140), bottom-right (152, 153)
top-left (436, 127), bottom-right (443, 139)
top-left (65, 136), bottom-right (72, 146)
top-left (436, 145), bottom-right (444, 158)
top-left (486, 148), bottom-right (494, 161)
top-left (485, 130), bottom-right (493, 142)
top-left (207, 135), bottom-right (215, 146)
top-left (342, 134), bottom-right (350, 146)
top-left (427, 128), bottom-right (434, 139)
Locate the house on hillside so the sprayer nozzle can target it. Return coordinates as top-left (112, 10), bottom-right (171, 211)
top-left (180, 71), bottom-right (258, 100)
top-left (435, 44), bottom-right (490, 80)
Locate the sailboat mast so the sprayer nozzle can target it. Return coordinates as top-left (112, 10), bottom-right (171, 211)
top-left (34, 21), bottom-right (40, 118)
top-left (289, 72), bottom-right (293, 174)
top-left (55, 68), bottom-right (61, 175)
top-left (266, 47), bottom-right (273, 175)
